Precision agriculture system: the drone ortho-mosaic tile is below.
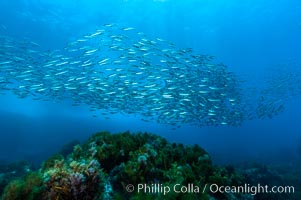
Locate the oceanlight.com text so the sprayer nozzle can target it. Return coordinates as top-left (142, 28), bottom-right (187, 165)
top-left (209, 183), bottom-right (295, 196)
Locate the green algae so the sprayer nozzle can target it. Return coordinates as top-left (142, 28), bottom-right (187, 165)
top-left (1, 131), bottom-right (250, 200)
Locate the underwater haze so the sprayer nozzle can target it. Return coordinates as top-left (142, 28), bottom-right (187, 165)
top-left (0, 0), bottom-right (301, 168)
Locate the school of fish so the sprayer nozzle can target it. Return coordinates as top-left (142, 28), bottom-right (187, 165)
top-left (1, 24), bottom-right (300, 128)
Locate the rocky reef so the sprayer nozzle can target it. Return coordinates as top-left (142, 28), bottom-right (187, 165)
top-left (0, 131), bottom-right (299, 199)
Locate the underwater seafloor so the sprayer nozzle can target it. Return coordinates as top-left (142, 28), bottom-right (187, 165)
top-left (1, 0), bottom-right (301, 199)
top-left (1, 131), bottom-right (300, 200)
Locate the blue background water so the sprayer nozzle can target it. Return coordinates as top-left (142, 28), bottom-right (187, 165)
top-left (0, 0), bottom-right (301, 165)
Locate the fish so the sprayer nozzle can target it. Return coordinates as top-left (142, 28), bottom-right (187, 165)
top-left (1, 23), bottom-right (297, 128)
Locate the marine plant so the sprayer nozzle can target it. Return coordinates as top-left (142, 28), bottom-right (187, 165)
top-left (41, 141), bottom-right (104, 200)
top-left (0, 161), bottom-right (34, 195)
top-left (1, 131), bottom-right (251, 200)
top-left (1, 172), bottom-right (43, 200)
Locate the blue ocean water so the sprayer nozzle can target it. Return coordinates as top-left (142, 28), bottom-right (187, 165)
top-left (0, 0), bottom-right (301, 168)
